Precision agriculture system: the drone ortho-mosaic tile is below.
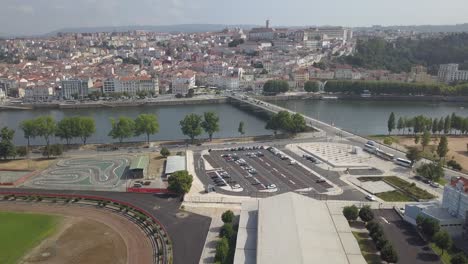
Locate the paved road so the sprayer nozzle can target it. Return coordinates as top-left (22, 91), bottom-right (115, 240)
top-left (1, 188), bottom-right (211, 264)
top-left (373, 209), bottom-right (441, 264)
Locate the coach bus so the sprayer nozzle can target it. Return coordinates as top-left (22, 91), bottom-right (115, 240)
top-left (395, 158), bottom-right (412, 168)
top-left (375, 149), bottom-right (395, 161)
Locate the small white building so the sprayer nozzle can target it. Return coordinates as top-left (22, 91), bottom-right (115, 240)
top-left (172, 71), bottom-right (196, 95)
top-left (164, 156), bottom-right (186, 178)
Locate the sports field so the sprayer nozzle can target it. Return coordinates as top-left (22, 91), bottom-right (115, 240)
top-left (0, 212), bottom-right (59, 264)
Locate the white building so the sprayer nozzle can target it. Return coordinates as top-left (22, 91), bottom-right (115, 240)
top-left (234, 192), bottom-right (366, 264)
top-left (61, 79), bottom-right (88, 100)
top-left (172, 70), bottom-right (196, 95)
top-left (103, 76), bottom-right (159, 96)
top-left (442, 178), bottom-right (468, 220)
top-left (438, 64), bottom-right (468, 83)
top-left (24, 86), bottom-right (55, 101)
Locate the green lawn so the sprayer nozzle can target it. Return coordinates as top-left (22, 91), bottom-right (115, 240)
top-left (376, 190), bottom-right (414, 202)
top-left (352, 232), bottom-right (381, 264)
top-left (430, 242), bottom-right (464, 264)
top-left (383, 176), bottom-right (436, 200)
top-left (0, 212), bottom-right (60, 264)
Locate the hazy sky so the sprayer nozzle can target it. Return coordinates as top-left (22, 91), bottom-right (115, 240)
top-left (1, 0), bottom-right (468, 35)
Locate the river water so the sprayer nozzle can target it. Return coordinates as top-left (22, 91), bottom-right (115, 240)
top-left (275, 99), bottom-right (468, 135)
top-left (1, 100), bottom-right (468, 145)
top-left (0, 104), bottom-right (270, 145)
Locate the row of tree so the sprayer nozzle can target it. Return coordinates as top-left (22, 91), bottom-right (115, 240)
top-left (215, 210), bottom-right (237, 264)
top-left (342, 205), bottom-right (398, 263)
top-left (325, 80), bottom-right (468, 96)
top-left (265, 111), bottom-right (307, 135)
top-left (263, 80), bottom-right (289, 95)
top-left (387, 112), bottom-right (468, 135)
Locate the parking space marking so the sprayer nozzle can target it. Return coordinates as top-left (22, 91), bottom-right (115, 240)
top-left (280, 173), bottom-right (286, 178)
top-left (265, 162), bottom-right (271, 167)
top-left (289, 180), bottom-right (296, 185)
top-left (380, 216), bottom-right (389, 224)
top-left (258, 158), bottom-right (264, 162)
top-left (272, 168), bottom-right (278, 172)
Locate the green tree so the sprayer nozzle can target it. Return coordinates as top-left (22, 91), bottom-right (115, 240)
top-left (263, 80), bottom-right (289, 95)
top-left (0, 127), bottom-right (16, 160)
top-left (397, 117), bottom-right (404, 134)
top-left (16, 146), bottom-right (28, 157)
top-left (134, 114), bottom-right (159, 144)
top-left (414, 135), bottom-right (420, 144)
top-left (437, 136), bottom-right (449, 161)
top-left (359, 205), bottom-right (374, 222)
top-left (433, 230), bottom-right (452, 256)
top-left (56, 117), bottom-right (77, 145)
top-left (421, 131), bottom-right (431, 151)
top-left (35, 116), bottom-right (56, 158)
top-left (417, 162), bottom-right (444, 182)
top-left (19, 119), bottom-right (38, 150)
top-left (43, 144), bottom-right (63, 158)
top-left (419, 217), bottom-right (440, 239)
top-left (201, 112), bottom-right (220, 141)
top-left (342, 205), bottom-right (359, 221)
top-left (432, 118), bottom-right (439, 134)
top-left (444, 115), bottom-right (452, 134)
top-left (406, 147), bottom-right (422, 163)
top-left (238, 121), bottom-right (245, 137)
top-left (220, 223), bottom-right (235, 239)
top-left (76, 116), bottom-right (95, 145)
top-left (451, 253), bottom-right (468, 264)
top-left (180, 113), bottom-right (203, 143)
top-left (388, 112), bottom-right (396, 134)
top-left (304, 81), bottom-right (319, 93)
top-left (108, 116), bottom-right (135, 143)
top-left (160, 147), bottom-right (170, 158)
top-left (222, 210), bottom-right (235, 223)
top-left (290, 113), bottom-right (307, 133)
top-left (438, 118), bottom-right (445, 134)
top-left (215, 237), bottom-right (229, 263)
top-left (380, 243), bottom-right (398, 263)
top-left (167, 170), bottom-right (193, 194)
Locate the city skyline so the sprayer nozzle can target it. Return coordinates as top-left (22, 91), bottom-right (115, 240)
top-left (1, 0), bottom-right (468, 36)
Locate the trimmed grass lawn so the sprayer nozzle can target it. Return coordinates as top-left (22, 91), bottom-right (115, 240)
top-left (430, 242), bottom-right (464, 264)
top-left (352, 232), bottom-right (381, 264)
top-left (0, 212), bottom-right (59, 264)
top-left (383, 176), bottom-right (435, 200)
top-left (375, 190), bottom-right (414, 202)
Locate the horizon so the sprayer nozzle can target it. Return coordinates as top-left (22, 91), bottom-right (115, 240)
top-left (2, 0), bottom-right (468, 36)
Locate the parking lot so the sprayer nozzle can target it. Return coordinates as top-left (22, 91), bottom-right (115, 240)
top-left (201, 146), bottom-right (333, 196)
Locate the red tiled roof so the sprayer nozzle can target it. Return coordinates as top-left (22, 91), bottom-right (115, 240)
top-left (451, 178), bottom-right (468, 193)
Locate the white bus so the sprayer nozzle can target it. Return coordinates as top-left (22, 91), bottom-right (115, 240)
top-left (395, 158), bottom-right (412, 168)
top-left (363, 144), bottom-right (376, 154)
top-left (375, 149), bottom-right (395, 161)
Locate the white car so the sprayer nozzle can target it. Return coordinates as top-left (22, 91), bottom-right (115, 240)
top-left (429, 182), bottom-right (440, 188)
top-left (266, 184), bottom-right (277, 189)
top-left (365, 194), bottom-right (376, 201)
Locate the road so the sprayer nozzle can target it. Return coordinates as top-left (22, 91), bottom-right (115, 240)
top-left (373, 209), bottom-right (441, 264)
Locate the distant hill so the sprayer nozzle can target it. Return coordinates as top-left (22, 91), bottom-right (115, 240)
top-left (356, 23), bottom-right (468, 33)
top-left (46, 24), bottom-right (259, 36)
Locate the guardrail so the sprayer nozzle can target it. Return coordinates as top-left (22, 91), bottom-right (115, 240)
top-left (0, 191), bottom-right (172, 264)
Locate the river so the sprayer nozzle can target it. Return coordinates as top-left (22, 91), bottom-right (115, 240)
top-left (275, 99), bottom-right (468, 135)
top-left (0, 104), bottom-right (270, 145)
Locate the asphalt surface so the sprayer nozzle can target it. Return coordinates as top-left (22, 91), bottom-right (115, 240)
top-left (1, 188), bottom-right (211, 264)
top-left (373, 209), bottom-right (442, 264)
top-left (196, 147), bottom-right (367, 201)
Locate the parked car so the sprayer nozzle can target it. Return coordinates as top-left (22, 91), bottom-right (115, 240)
top-left (266, 184), bottom-right (277, 189)
top-left (315, 179), bottom-right (326, 183)
top-left (365, 194), bottom-right (376, 201)
top-left (429, 181), bottom-right (440, 188)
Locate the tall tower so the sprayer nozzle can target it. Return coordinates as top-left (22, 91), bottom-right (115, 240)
top-left (266, 19), bottom-right (270, 29)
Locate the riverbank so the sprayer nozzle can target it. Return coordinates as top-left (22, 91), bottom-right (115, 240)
top-left (257, 94), bottom-right (468, 103)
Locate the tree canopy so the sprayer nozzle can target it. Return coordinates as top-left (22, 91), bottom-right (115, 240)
top-left (265, 111), bottom-right (307, 134)
top-left (263, 80), bottom-right (289, 95)
top-left (108, 116), bottom-right (135, 143)
top-left (168, 170), bottom-right (193, 194)
top-left (134, 114), bottom-right (159, 144)
top-left (304, 81), bottom-right (319, 93)
top-left (180, 113), bottom-right (203, 143)
top-left (201, 112), bottom-right (220, 141)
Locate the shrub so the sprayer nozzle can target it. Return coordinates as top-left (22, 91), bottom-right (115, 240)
top-left (451, 253), bottom-right (468, 264)
top-left (160, 147), bottom-right (171, 158)
top-left (447, 160), bottom-right (463, 171)
top-left (342, 205), bottom-right (359, 221)
top-left (381, 243), bottom-right (398, 263)
top-left (375, 236), bottom-right (389, 251)
top-left (221, 210), bottom-right (235, 223)
top-left (359, 205), bottom-right (374, 222)
top-left (220, 223), bottom-right (235, 239)
top-left (215, 237), bottom-right (229, 263)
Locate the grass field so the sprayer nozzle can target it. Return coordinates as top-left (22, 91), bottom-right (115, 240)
top-left (352, 231), bottom-right (381, 264)
top-left (358, 176), bottom-right (436, 201)
top-left (376, 190), bottom-right (414, 202)
top-left (0, 212), bottom-right (59, 264)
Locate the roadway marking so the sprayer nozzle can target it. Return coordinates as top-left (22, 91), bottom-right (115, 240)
top-left (289, 180), bottom-right (296, 185)
top-left (380, 217), bottom-right (389, 224)
top-left (272, 168), bottom-right (278, 172)
top-left (265, 162), bottom-right (271, 167)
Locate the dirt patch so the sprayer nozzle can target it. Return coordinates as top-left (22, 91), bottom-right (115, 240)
top-left (148, 153), bottom-right (165, 179)
top-left (0, 203), bottom-right (153, 264)
top-left (0, 158), bottom-right (54, 171)
top-left (21, 217), bottom-right (126, 264)
top-left (396, 136), bottom-right (468, 172)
